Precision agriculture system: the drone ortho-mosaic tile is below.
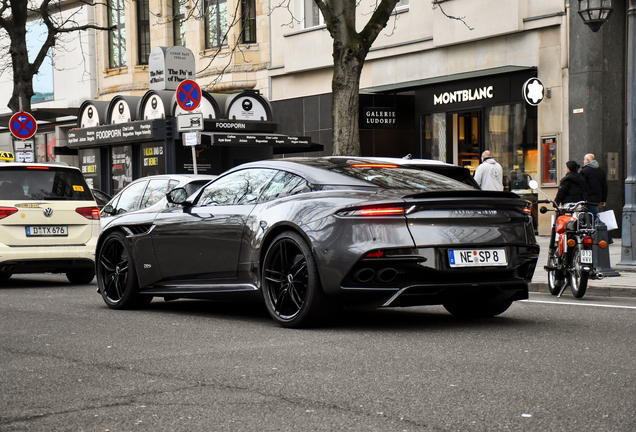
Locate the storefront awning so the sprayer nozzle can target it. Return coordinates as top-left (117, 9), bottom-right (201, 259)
top-left (360, 65), bottom-right (537, 94)
top-left (199, 132), bottom-right (324, 154)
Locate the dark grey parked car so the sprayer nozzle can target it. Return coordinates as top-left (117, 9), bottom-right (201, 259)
top-left (96, 157), bottom-right (539, 328)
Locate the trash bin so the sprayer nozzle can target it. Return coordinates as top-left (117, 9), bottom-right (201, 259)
top-left (593, 223), bottom-right (620, 277)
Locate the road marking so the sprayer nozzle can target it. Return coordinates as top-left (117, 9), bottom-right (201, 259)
top-left (522, 299), bottom-right (636, 310)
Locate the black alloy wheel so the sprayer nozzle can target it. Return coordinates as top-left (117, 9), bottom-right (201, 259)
top-left (570, 246), bottom-right (589, 298)
top-left (97, 231), bottom-right (151, 309)
top-left (262, 231), bottom-right (330, 328)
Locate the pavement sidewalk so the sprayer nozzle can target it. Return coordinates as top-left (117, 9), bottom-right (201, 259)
top-left (530, 235), bottom-right (636, 297)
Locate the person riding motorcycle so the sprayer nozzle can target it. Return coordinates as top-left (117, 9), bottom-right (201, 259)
top-left (554, 160), bottom-right (588, 206)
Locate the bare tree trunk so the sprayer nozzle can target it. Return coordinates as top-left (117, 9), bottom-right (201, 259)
top-left (6, 0), bottom-right (34, 113)
top-left (331, 41), bottom-right (365, 156)
top-left (316, 0), bottom-right (399, 156)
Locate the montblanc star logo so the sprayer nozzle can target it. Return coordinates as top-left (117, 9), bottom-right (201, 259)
top-left (523, 78), bottom-right (545, 106)
top-left (527, 80), bottom-right (544, 103)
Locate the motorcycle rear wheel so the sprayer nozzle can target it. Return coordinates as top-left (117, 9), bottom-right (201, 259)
top-left (547, 253), bottom-right (565, 296)
top-left (570, 247), bottom-right (589, 298)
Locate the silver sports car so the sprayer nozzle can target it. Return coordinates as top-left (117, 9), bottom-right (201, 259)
top-left (96, 157), bottom-right (539, 328)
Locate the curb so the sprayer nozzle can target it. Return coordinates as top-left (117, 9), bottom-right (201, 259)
top-left (529, 283), bottom-right (636, 298)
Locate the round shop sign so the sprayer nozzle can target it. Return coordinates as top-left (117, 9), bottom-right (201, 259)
top-left (522, 78), bottom-right (545, 106)
top-left (9, 111), bottom-right (37, 140)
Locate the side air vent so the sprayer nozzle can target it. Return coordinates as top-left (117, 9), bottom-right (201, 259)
top-left (123, 225), bottom-right (154, 236)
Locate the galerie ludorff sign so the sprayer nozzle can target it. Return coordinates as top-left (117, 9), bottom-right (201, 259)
top-left (149, 46), bottom-right (196, 91)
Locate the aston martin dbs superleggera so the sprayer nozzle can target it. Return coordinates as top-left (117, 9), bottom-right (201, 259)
top-left (96, 157), bottom-right (539, 327)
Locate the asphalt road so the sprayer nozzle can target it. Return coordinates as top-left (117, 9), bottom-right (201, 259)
top-left (1, 274), bottom-right (636, 431)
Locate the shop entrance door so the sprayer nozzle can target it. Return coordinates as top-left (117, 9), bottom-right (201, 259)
top-left (420, 110), bottom-right (483, 174)
top-left (453, 110), bottom-right (481, 176)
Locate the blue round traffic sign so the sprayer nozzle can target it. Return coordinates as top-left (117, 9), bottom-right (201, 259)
top-left (176, 80), bottom-right (201, 111)
top-left (9, 111), bottom-right (37, 140)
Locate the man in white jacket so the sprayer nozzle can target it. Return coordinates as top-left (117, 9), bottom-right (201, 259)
top-left (473, 150), bottom-right (503, 191)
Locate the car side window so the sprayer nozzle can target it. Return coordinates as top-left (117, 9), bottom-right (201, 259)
top-left (259, 171), bottom-right (311, 203)
top-left (140, 179), bottom-right (171, 209)
top-left (197, 169), bottom-right (277, 206)
top-left (112, 181), bottom-right (147, 214)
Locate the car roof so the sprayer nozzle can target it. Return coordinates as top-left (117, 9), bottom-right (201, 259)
top-left (0, 162), bottom-right (79, 170)
top-left (225, 157), bottom-right (469, 187)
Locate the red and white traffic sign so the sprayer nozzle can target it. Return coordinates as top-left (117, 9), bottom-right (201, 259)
top-left (9, 111), bottom-right (37, 140)
top-left (176, 80), bottom-right (202, 111)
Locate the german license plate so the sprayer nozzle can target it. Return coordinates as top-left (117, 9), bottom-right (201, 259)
top-left (26, 226), bottom-right (68, 236)
top-left (580, 249), bottom-right (593, 264)
top-left (448, 248), bottom-right (507, 267)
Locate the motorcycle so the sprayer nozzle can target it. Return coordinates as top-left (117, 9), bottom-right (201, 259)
top-left (529, 180), bottom-right (609, 298)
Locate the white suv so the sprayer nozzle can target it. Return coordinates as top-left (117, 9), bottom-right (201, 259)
top-left (0, 162), bottom-right (100, 283)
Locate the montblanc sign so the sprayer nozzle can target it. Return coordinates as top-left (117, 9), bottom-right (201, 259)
top-left (434, 86), bottom-right (494, 106)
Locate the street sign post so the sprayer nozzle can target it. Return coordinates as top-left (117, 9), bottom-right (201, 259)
top-left (176, 80), bottom-right (202, 111)
top-left (183, 132), bottom-right (200, 175)
top-left (9, 111), bottom-right (37, 140)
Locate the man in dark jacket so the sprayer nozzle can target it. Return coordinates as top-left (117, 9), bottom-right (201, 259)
top-left (555, 160), bottom-right (588, 206)
top-left (581, 153), bottom-right (608, 218)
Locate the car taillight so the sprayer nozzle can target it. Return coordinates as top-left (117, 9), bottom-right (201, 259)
top-left (583, 236), bottom-right (594, 247)
top-left (25, 166), bottom-right (49, 169)
top-left (0, 207), bottom-right (18, 219)
top-left (365, 251), bottom-right (385, 258)
top-left (76, 206), bottom-right (100, 220)
top-left (360, 207), bottom-right (405, 216)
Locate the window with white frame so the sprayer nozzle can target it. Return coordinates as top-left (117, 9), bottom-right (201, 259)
top-left (173, 0), bottom-right (186, 46)
top-left (206, 0), bottom-right (228, 48)
top-left (304, 0), bottom-right (324, 28)
top-left (108, 0), bottom-right (126, 68)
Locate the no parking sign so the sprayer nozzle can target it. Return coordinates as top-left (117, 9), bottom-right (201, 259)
top-left (9, 111), bottom-right (37, 140)
top-left (176, 80), bottom-right (201, 111)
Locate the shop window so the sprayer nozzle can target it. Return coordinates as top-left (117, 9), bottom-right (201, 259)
top-left (206, 0), bottom-right (228, 48)
top-left (108, 0), bottom-right (126, 68)
top-left (421, 113), bottom-right (447, 162)
top-left (137, 0), bottom-right (150, 64)
top-left (173, 0), bottom-right (187, 46)
top-left (484, 103), bottom-right (538, 192)
top-left (241, 0), bottom-right (256, 43)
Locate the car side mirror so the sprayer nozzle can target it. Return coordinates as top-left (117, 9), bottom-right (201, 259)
top-left (102, 204), bottom-right (115, 215)
top-left (166, 187), bottom-right (188, 205)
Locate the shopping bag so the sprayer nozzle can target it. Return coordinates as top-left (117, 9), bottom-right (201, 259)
top-left (598, 210), bottom-right (618, 230)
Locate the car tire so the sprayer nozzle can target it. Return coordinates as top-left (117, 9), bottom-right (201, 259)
top-left (97, 231), bottom-right (152, 309)
top-left (261, 231), bottom-right (331, 328)
top-left (66, 268), bottom-right (95, 284)
top-left (443, 300), bottom-right (513, 319)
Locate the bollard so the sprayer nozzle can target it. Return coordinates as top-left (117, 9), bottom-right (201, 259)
top-left (593, 223), bottom-right (620, 277)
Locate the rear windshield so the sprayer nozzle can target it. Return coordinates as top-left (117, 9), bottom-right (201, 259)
top-left (329, 166), bottom-right (474, 191)
top-left (0, 166), bottom-right (94, 201)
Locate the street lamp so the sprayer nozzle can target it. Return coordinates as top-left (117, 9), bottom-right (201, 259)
top-left (578, 0), bottom-right (614, 32)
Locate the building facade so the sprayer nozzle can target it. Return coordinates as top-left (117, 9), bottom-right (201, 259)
top-left (1, 0), bottom-right (628, 237)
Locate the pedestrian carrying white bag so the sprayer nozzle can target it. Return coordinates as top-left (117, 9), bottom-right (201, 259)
top-left (598, 210), bottom-right (619, 230)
